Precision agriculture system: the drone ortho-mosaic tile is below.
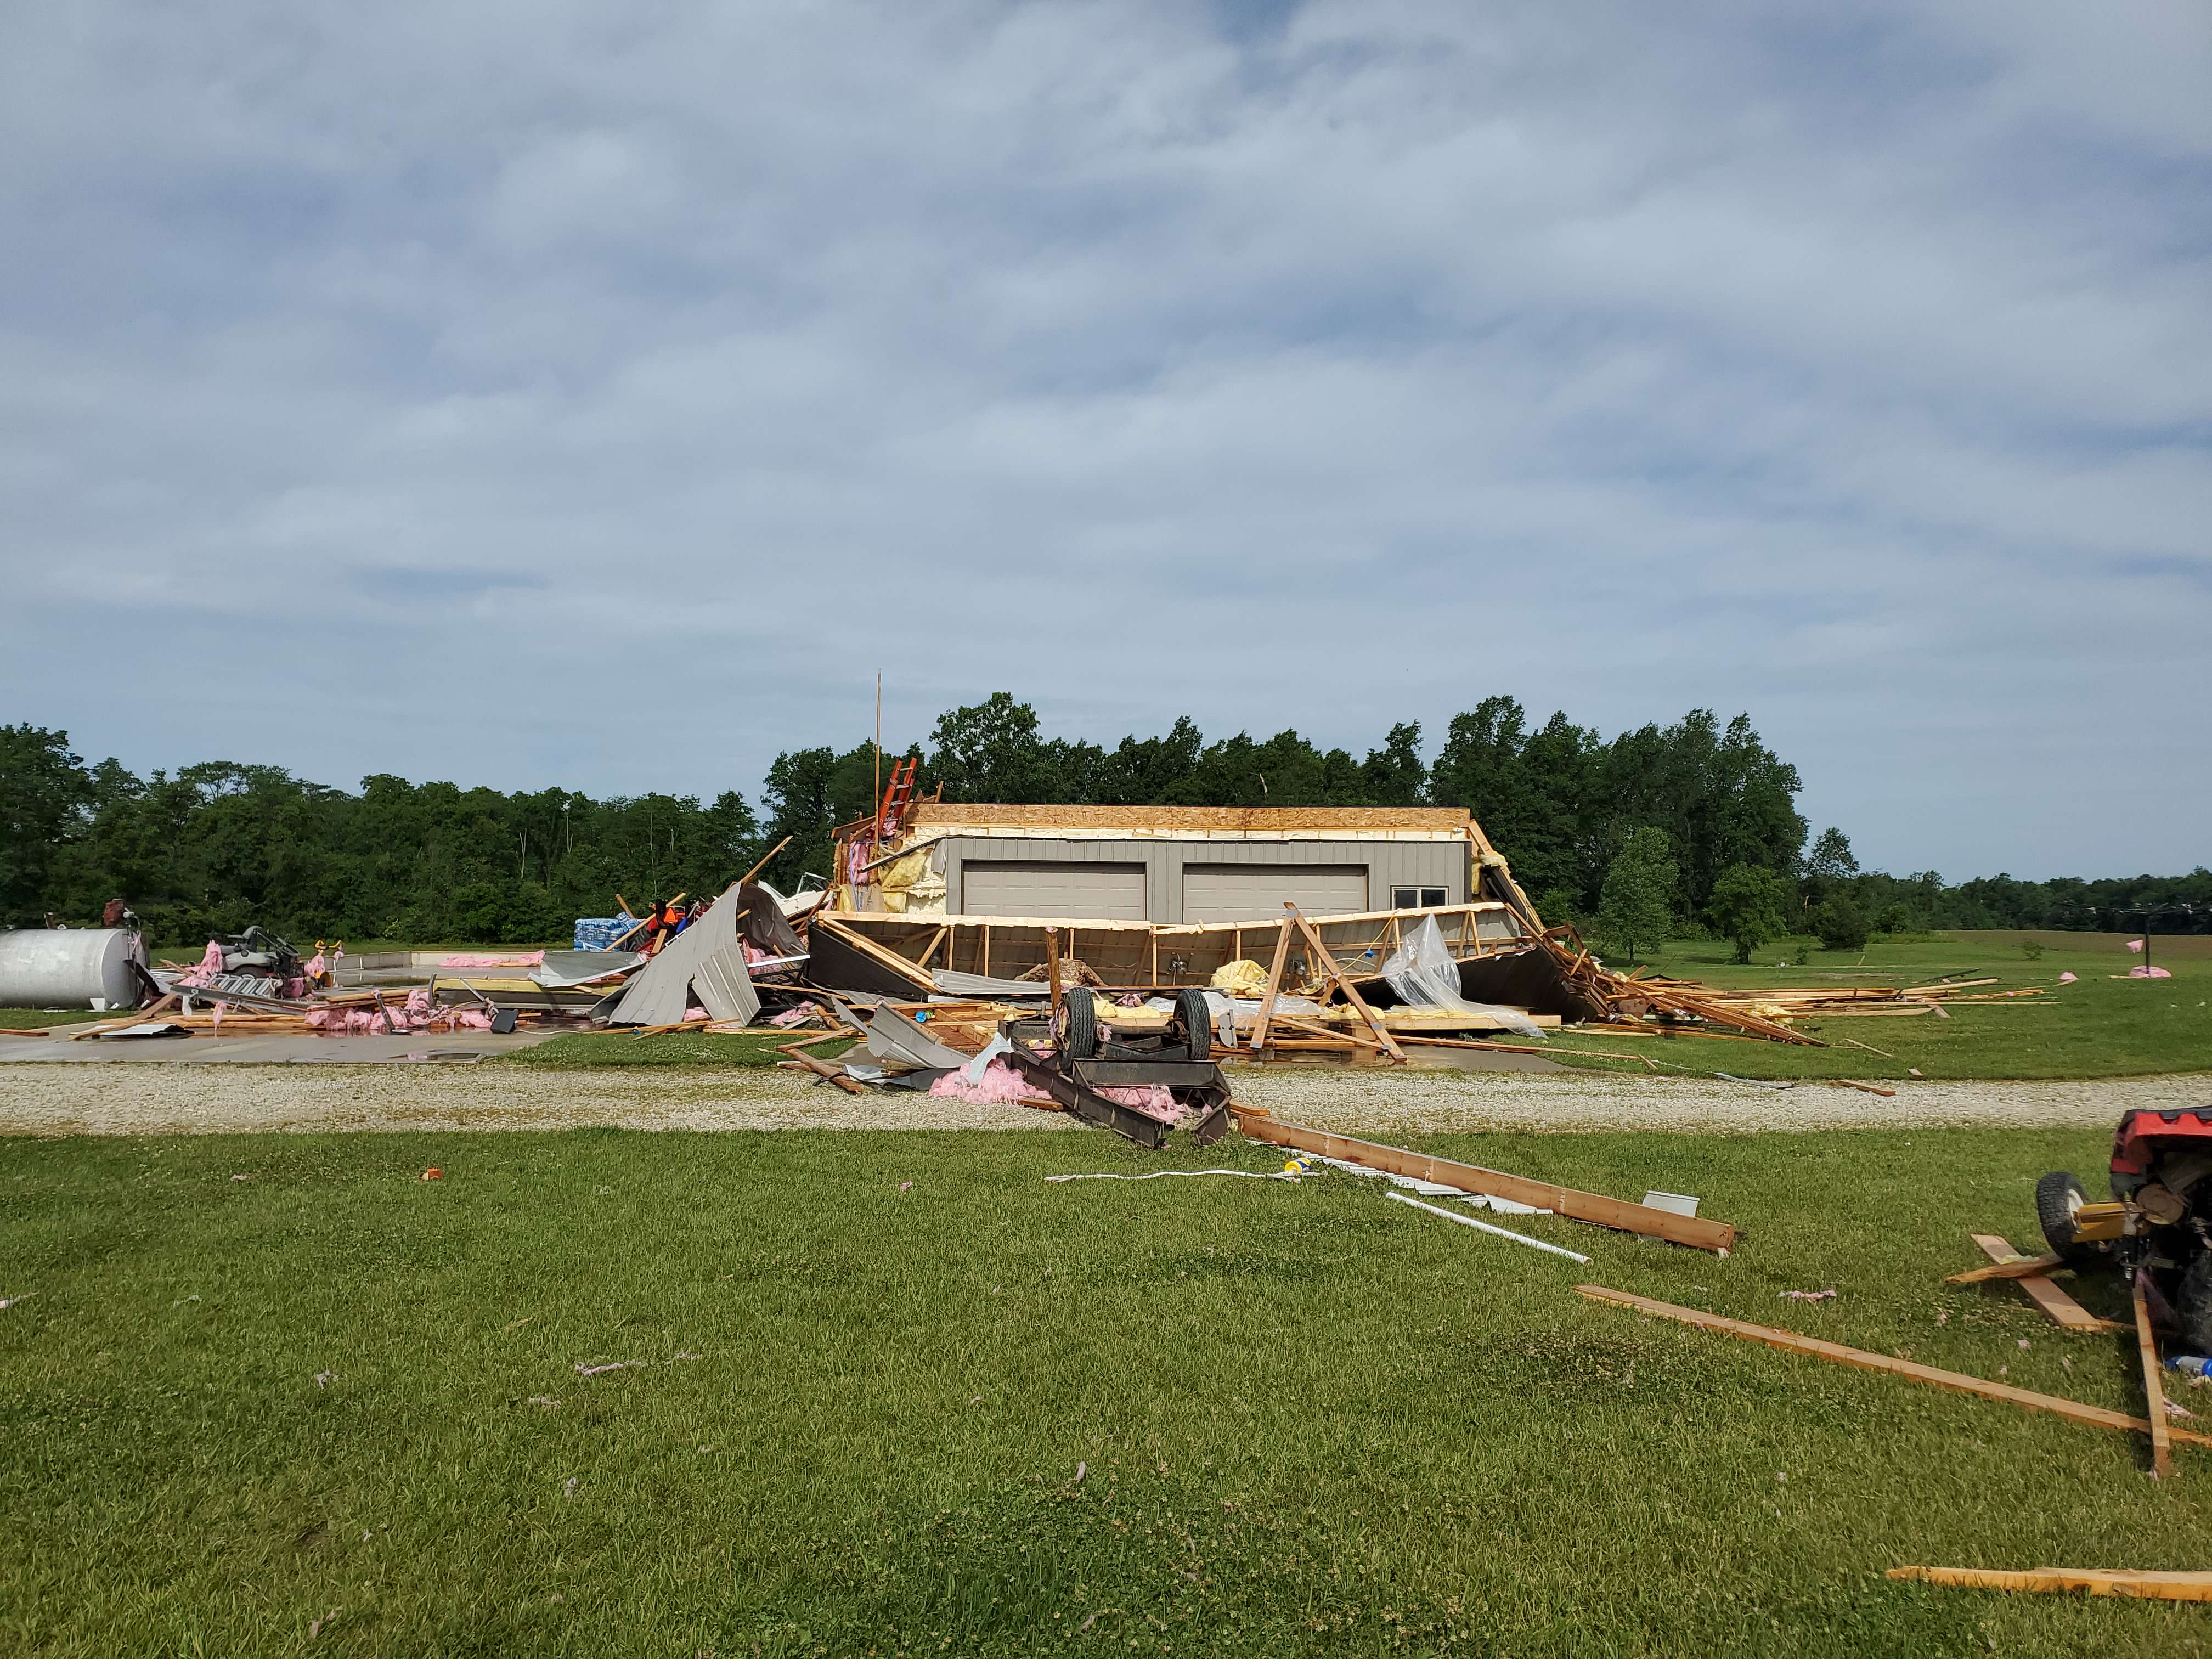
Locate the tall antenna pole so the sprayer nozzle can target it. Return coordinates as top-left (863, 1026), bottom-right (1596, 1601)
top-left (873, 672), bottom-right (883, 852)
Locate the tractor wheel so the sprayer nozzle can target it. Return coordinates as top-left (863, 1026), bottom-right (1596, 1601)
top-left (2035, 1171), bottom-right (2099, 1266)
top-left (1057, 987), bottom-right (1098, 1059)
top-left (1176, 988), bottom-right (1215, 1062)
top-left (2177, 1252), bottom-right (2212, 1358)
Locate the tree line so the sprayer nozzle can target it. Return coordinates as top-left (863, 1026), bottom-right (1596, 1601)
top-left (2, 699), bottom-right (2203, 946)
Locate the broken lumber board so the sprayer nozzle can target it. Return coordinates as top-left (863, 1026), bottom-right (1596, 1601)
top-left (1233, 1110), bottom-right (1735, 1251)
top-left (1574, 1285), bottom-right (2211, 1453)
top-left (1965, 1234), bottom-right (2125, 1334)
top-left (1828, 1078), bottom-right (1898, 1097)
top-left (1947, 1246), bottom-right (2066, 1285)
top-left (2136, 1268), bottom-right (2175, 1479)
top-left (777, 1043), bottom-right (864, 1094)
top-left (1886, 1566), bottom-right (2212, 1601)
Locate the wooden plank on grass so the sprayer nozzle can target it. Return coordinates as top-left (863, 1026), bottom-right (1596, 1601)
top-left (1903, 1565), bottom-right (2212, 1599)
top-left (1967, 1234), bottom-right (2125, 1334)
top-left (1946, 1246), bottom-right (2065, 1284)
top-left (1887, 1566), bottom-right (2212, 1600)
top-left (1232, 1113), bottom-right (1736, 1251)
top-left (2136, 1268), bottom-right (2175, 1479)
top-left (1575, 1285), bottom-right (2211, 1453)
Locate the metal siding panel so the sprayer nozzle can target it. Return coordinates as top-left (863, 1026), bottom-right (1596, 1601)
top-left (692, 950), bottom-right (760, 1025)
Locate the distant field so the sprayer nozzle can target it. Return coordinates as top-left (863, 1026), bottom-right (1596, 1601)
top-left (1554, 929), bottom-right (2211, 1082)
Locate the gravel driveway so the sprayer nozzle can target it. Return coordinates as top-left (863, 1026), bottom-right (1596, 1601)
top-left (0, 1062), bottom-right (2201, 1138)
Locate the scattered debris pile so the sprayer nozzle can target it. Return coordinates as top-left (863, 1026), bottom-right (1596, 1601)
top-left (0, 783), bottom-right (2062, 1071)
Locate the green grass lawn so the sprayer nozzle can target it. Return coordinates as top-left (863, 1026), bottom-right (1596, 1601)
top-left (7, 1123), bottom-right (2210, 1655)
top-left (0, 1009), bottom-right (109, 1031)
top-left (505, 1031), bottom-right (851, 1068)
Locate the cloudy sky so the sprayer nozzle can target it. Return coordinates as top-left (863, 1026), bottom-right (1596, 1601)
top-left (2, 1), bottom-right (2205, 880)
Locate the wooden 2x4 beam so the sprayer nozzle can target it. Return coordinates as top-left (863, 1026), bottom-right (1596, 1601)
top-left (1232, 1110), bottom-right (1736, 1252)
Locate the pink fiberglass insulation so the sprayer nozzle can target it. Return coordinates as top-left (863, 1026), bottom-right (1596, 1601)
top-left (438, 952), bottom-right (544, 968)
top-left (1098, 1083), bottom-right (1187, 1124)
top-left (929, 1062), bottom-right (1058, 1108)
top-left (176, 940), bottom-right (224, 988)
top-left (926, 1060), bottom-right (1185, 1122)
top-left (306, 992), bottom-right (495, 1035)
top-left (2129, 965), bottom-right (2174, 979)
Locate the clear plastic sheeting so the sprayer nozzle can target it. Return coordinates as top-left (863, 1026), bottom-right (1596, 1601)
top-left (1381, 915), bottom-right (1547, 1041)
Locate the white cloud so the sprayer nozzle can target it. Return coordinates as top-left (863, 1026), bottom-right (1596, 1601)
top-left (0, 0), bottom-right (2205, 877)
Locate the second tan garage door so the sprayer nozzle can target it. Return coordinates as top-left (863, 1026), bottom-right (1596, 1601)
top-left (1180, 864), bottom-right (1368, 923)
top-left (960, 861), bottom-right (1148, 919)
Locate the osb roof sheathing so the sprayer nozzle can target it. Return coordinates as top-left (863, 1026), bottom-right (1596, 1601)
top-left (906, 804), bottom-right (1475, 837)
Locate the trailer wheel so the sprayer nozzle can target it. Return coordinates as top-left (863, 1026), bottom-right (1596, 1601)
top-left (1176, 988), bottom-right (1215, 1062)
top-left (2036, 1171), bottom-right (2097, 1265)
top-left (1057, 987), bottom-right (1098, 1059)
top-left (2178, 1253), bottom-right (2212, 1357)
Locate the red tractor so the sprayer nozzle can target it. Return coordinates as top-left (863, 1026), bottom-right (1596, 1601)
top-left (2040, 1108), bottom-right (2212, 1351)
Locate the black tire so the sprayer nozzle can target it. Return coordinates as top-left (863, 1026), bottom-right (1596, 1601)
top-left (1176, 988), bottom-right (1215, 1062)
top-left (1057, 988), bottom-right (1098, 1059)
top-left (2036, 1171), bottom-right (2096, 1265)
top-left (2177, 1253), bottom-right (2212, 1358)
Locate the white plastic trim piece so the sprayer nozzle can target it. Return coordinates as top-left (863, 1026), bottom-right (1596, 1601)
top-left (1385, 1189), bottom-right (1592, 1263)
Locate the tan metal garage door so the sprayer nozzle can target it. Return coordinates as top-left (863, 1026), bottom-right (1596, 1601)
top-left (961, 861), bottom-right (1148, 920)
top-left (1181, 864), bottom-right (1368, 923)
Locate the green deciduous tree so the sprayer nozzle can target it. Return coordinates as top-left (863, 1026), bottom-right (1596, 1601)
top-left (1708, 862), bottom-right (1791, 964)
top-left (0, 725), bottom-right (94, 924)
top-left (24, 690), bottom-right (2189, 950)
top-left (1598, 827), bottom-right (1678, 959)
top-left (1810, 894), bottom-right (1870, 951)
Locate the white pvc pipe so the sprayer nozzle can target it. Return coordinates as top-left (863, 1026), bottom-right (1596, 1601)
top-left (1385, 1188), bottom-right (1592, 1263)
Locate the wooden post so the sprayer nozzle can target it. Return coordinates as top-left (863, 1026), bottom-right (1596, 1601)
top-left (1046, 928), bottom-right (1063, 1028)
top-left (737, 834), bottom-right (793, 888)
top-left (2136, 1268), bottom-right (2175, 1479)
top-left (1249, 920), bottom-right (1293, 1052)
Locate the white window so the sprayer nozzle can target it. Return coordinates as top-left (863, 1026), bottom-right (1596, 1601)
top-left (1391, 886), bottom-right (1448, 910)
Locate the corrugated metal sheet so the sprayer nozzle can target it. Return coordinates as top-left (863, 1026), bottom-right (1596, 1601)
top-left (691, 947), bottom-right (758, 1025)
top-left (609, 884), bottom-right (754, 1026)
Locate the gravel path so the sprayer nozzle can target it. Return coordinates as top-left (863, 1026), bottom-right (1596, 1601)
top-left (0, 1062), bottom-right (2202, 1138)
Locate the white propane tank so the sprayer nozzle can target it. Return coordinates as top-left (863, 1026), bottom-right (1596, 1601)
top-left (0, 928), bottom-right (147, 1009)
